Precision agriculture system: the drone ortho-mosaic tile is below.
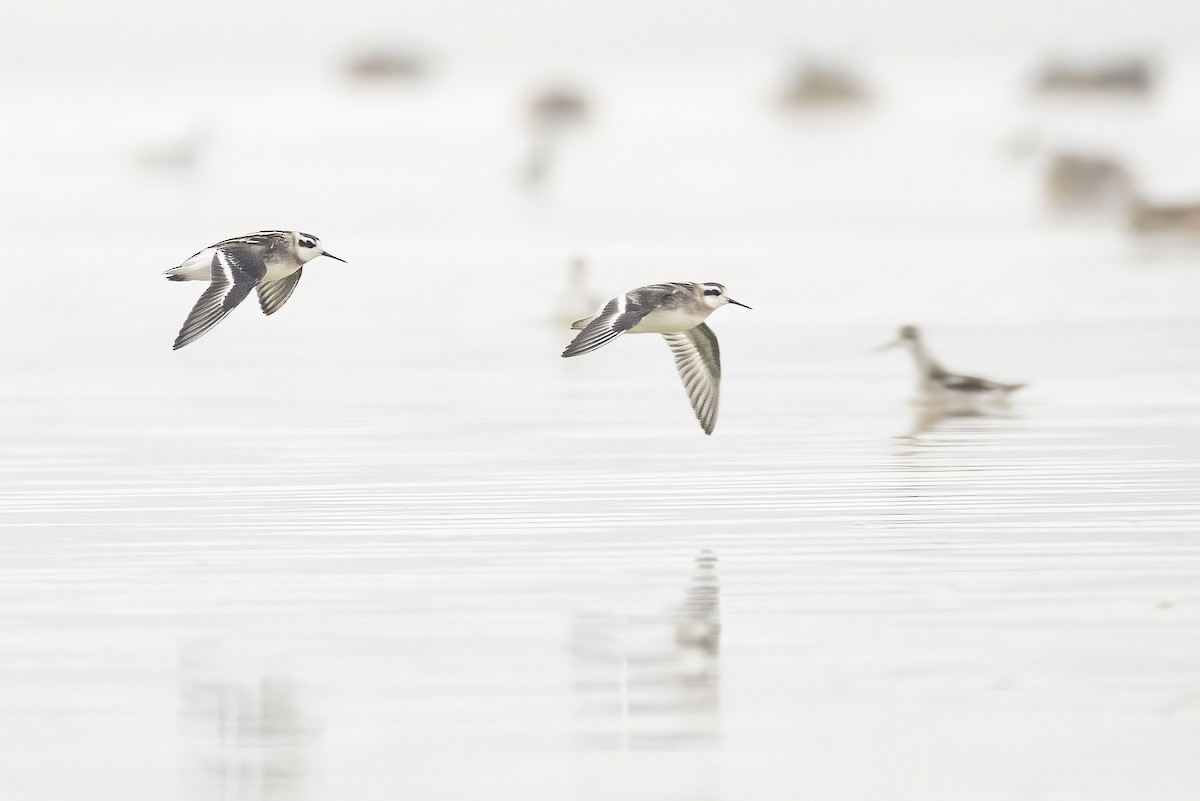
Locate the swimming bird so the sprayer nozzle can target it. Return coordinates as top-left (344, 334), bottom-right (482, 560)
top-left (1034, 57), bottom-right (1154, 97)
top-left (562, 282), bottom-right (750, 435)
top-left (1126, 195), bottom-right (1200, 239)
top-left (880, 325), bottom-right (1025, 411)
top-left (528, 87), bottom-right (590, 129)
top-left (165, 231), bottom-right (345, 350)
top-left (522, 85), bottom-right (590, 188)
top-left (777, 59), bottom-right (870, 110)
top-left (1044, 153), bottom-right (1134, 212)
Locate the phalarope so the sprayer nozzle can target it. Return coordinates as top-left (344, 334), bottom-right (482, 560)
top-left (1044, 153), bottom-right (1134, 212)
top-left (522, 86), bottom-right (590, 187)
top-left (1034, 57), bottom-right (1153, 97)
top-left (1126, 195), bottom-right (1200, 239)
top-left (562, 282), bottom-right (750, 435)
top-left (778, 60), bottom-right (870, 109)
top-left (165, 231), bottom-right (345, 350)
top-left (880, 325), bottom-right (1026, 410)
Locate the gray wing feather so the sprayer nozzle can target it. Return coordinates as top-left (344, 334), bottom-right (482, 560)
top-left (256, 268), bottom-right (303, 316)
top-left (940, 373), bottom-right (1025, 393)
top-left (562, 284), bottom-right (683, 357)
top-left (663, 323), bottom-right (721, 435)
top-left (172, 249), bottom-right (262, 350)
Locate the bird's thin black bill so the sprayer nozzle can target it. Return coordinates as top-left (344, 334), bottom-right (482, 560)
top-left (727, 299), bottom-right (752, 309)
top-left (322, 252), bottom-right (347, 263)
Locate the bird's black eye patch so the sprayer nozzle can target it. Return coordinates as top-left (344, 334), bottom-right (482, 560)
top-left (704, 289), bottom-right (720, 296)
top-left (300, 239), bottom-right (316, 248)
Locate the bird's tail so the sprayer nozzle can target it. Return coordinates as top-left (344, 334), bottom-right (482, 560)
top-left (164, 257), bottom-right (213, 282)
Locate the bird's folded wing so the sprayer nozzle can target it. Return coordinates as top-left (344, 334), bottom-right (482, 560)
top-left (256, 268), bottom-right (303, 316)
top-left (941, 373), bottom-right (1008, 392)
top-left (663, 323), bottom-right (721, 435)
top-left (172, 250), bottom-right (261, 350)
top-left (561, 293), bottom-right (653, 357)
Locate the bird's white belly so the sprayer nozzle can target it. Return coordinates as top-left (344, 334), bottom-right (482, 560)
top-left (630, 308), bottom-right (706, 334)
top-left (262, 261), bottom-right (301, 283)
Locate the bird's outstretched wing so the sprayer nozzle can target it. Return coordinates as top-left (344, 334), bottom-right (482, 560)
top-left (562, 285), bottom-right (677, 357)
top-left (256, 268), bottom-right (303, 316)
top-left (663, 323), bottom-right (721, 435)
top-left (172, 247), bottom-right (265, 350)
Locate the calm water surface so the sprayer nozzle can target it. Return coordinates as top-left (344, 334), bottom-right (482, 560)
top-left (1, 59), bottom-right (1199, 800)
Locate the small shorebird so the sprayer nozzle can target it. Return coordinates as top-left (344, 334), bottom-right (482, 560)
top-left (132, 122), bottom-right (212, 175)
top-left (1034, 57), bottom-right (1154, 97)
top-left (562, 282), bottom-right (750, 435)
top-left (1126, 195), bottom-right (1200, 239)
top-left (880, 325), bottom-right (1025, 411)
top-left (165, 231), bottom-right (345, 350)
top-left (522, 86), bottom-right (590, 188)
top-left (528, 87), bottom-right (590, 129)
top-left (344, 45), bottom-right (427, 82)
top-left (777, 60), bottom-right (869, 110)
top-left (1044, 153), bottom-right (1134, 212)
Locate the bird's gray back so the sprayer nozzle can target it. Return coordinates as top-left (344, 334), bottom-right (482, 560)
top-left (631, 282), bottom-right (696, 311)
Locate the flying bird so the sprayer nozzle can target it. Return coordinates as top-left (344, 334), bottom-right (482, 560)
top-left (165, 230), bottom-right (344, 350)
top-left (562, 282), bottom-right (750, 435)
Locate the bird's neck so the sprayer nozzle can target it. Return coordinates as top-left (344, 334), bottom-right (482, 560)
top-left (905, 339), bottom-right (943, 380)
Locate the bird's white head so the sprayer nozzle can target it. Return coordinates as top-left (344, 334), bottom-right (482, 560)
top-left (699, 282), bottom-right (751, 311)
top-left (292, 231), bottom-right (346, 264)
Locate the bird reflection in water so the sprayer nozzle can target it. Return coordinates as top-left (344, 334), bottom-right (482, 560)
top-left (899, 404), bottom-right (1004, 440)
top-left (178, 643), bottom-right (318, 801)
top-left (569, 552), bottom-right (721, 799)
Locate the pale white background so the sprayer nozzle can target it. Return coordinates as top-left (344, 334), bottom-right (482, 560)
top-left (1, 2), bottom-right (1199, 800)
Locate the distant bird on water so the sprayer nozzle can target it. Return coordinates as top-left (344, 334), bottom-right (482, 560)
top-left (165, 231), bottom-right (345, 350)
top-left (1126, 195), bottom-right (1200, 239)
top-left (777, 60), bottom-right (869, 110)
top-left (528, 87), bottom-right (590, 129)
top-left (1034, 57), bottom-right (1154, 97)
top-left (880, 325), bottom-right (1025, 411)
top-left (1044, 153), bottom-right (1134, 212)
top-left (522, 86), bottom-right (590, 188)
top-left (562, 282), bottom-right (750, 435)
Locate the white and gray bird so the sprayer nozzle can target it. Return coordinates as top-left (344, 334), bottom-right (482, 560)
top-left (562, 282), bottom-right (750, 435)
top-left (164, 231), bottom-right (345, 350)
top-left (880, 325), bottom-right (1026, 411)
